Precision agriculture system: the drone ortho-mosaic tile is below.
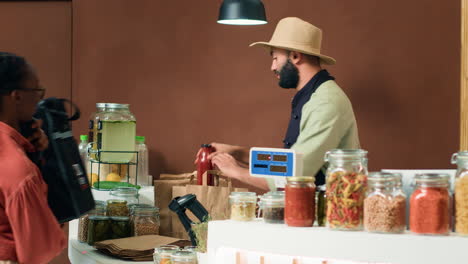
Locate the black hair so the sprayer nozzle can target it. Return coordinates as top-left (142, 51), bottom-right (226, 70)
top-left (0, 52), bottom-right (28, 95)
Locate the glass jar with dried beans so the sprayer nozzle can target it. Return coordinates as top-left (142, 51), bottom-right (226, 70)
top-left (260, 191), bottom-right (285, 224)
top-left (410, 173), bottom-right (451, 235)
top-left (285, 177), bottom-right (315, 227)
top-left (229, 192), bottom-right (257, 221)
top-left (364, 172), bottom-right (406, 233)
top-left (78, 201), bottom-right (106, 243)
top-left (324, 149), bottom-right (368, 231)
top-left (132, 206), bottom-right (160, 236)
top-left (452, 151), bottom-right (468, 235)
top-left (87, 206), bottom-right (111, 245)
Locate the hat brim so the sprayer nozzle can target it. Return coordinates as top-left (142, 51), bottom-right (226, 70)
top-left (250, 41), bottom-right (336, 65)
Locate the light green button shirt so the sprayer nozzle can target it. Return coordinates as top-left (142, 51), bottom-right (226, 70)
top-left (267, 80), bottom-right (360, 190)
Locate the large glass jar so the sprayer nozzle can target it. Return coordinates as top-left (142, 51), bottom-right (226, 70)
top-left (89, 103), bottom-right (106, 160)
top-left (285, 177), bottom-right (315, 227)
top-left (171, 250), bottom-right (197, 264)
top-left (409, 173), bottom-right (450, 235)
top-left (78, 201), bottom-right (106, 243)
top-left (452, 151), bottom-right (468, 235)
top-left (132, 207), bottom-right (160, 236)
top-left (229, 192), bottom-right (257, 221)
top-left (87, 206), bottom-right (111, 245)
top-left (154, 245), bottom-right (179, 264)
top-left (260, 191), bottom-right (285, 224)
top-left (324, 149), bottom-right (368, 231)
top-left (110, 186), bottom-right (139, 204)
top-left (364, 172), bottom-right (406, 233)
top-left (98, 103), bottom-right (136, 163)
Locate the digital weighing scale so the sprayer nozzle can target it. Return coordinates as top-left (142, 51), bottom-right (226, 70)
top-left (249, 147), bottom-right (303, 178)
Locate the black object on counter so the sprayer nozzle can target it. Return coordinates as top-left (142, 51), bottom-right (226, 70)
top-left (169, 194), bottom-right (209, 246)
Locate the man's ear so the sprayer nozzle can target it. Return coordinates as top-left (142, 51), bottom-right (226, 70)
top-left (289, 51), bottom-right (304, 64)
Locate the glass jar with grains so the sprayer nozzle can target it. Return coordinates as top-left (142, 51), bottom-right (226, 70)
top-left (229, 192), bottom-right (257, 221)
top-left (132, 206), bottom-right (160, 236)
top-left (364, 172), bottom-right (406, 233)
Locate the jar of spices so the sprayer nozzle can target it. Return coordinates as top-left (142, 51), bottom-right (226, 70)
top-left (132, 207), bottom-right (160, 236)
top-left (452, 151), bottom-right (468, 235)
top-left (316, 185), bottom-right (327, 227)
top-left (87, 206), bottom-right (111, 245)
top-left (110, 186), bottom-right (139, 205)
top-left (171, 250), bottom-right (197, 264)
top-left (285, 177), bottom-right (315, 227)
top-left (78, 201), bottom-right (106, 243)
top-left (364, 172), bottom-right (406, 233)
top-left (410, 173), bottom-right (450, 235)
top-left (324, 149), bottom-right (368, 231)
top-left (260, 191), bottom-right (285, 224)
top-left (229, 192), bottom-right (257, 221)
top-left (154, 245), bottom-right (179, 264)
top-left (107, 199), bottom-right (129, 216)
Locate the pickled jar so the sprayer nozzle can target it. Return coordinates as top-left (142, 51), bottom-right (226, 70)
top-left (285, 177), bottom-right (315, 227)
top-left (107, 199), bottom-right (129, 217)
top-left (132, 207), bottom-right (160, 236)
top-left (316, 185), bottom-right (327, 227)
top-left (154, 245), bottom-right (179, 264)
top-left (364, 172), bottom-right (406, 233)
top-left (260, 191), bottom-right (285, 224)
top-left (87, 206), bottom-right (111, 245)
top-left (229, 192), bottom-right (257, 221)
top-left (110, 186), bottom-right (139, 205)
top-left (324, 149), bottom-right (368, 231)
top-left (452, 151), bottom-right (468, 235)
top-left (99, 103), bottom-right (136, 163)
top-left (171, 250), bottom-right (197, 264)
top-left (110, 216), bottom-right (131, 239)
top-left (78, 201), bottom-right (106, 242)
top-left (409, 173), bottom-right (450, 235)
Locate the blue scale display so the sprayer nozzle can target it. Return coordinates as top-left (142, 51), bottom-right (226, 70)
top-left (250, 148), bottom-right (295, 177)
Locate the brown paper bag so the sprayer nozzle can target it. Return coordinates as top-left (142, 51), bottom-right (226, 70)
top-left (171, 171), bottom-right (248, 239)
top-left (154, 172), bottom-right (196, 237)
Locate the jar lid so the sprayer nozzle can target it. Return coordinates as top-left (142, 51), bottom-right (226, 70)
top-left (133, 206), bottom-right (159, 215)
top-left (452, 151), bottom-right (468, 164)
top-left (286, 176), bottom-right (315, 182)
top-left (367, 172), bottom-right (396, 187)
top-left (154, 245), bottom-right (179, 254)
top-left (110, 187), bottom-right (139, 197)
top-left (414, 173), bottom-right (450, 184)
top-left (96, 103), bottom-right (106, 109)
top-left (107, 199), bottom-right (128, 205)
top-left (318, 184), bottom-right (326, 191)
top-left (261, 191), bottom-right (284, 203)
top-left (324, 149), bottom-right (368, 162)
top-left (171, 250), bottom-right (197, 261)
top-left (110, 216), bottom-right (130, 221)
top-left (106, 103), bottom-right (129, 109)
top-left (229, 192), bottom-right (257, 202)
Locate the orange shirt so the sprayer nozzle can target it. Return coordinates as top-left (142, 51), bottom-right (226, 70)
top-left (0, 122), bottom-right (66, 263)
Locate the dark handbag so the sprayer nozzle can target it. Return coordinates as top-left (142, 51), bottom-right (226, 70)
top-left (33, 97), bottom-right (95, 223)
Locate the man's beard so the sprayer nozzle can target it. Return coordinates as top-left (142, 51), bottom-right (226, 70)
top-left (278, 59), bottom-right (299, 89)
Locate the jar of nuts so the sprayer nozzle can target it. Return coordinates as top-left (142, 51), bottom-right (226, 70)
top-left (132, 206), bottom-right (160, 236)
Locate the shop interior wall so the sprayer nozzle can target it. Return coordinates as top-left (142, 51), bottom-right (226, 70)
top-left (0, 2), bottom-right (72, 264)
top-left (72, 0), bottom-right (460, 178)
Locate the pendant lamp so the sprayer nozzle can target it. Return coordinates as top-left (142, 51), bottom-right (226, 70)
top-left (217, 0), bottom-right (267, 25)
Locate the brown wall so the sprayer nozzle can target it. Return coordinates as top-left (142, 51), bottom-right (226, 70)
top-left (0, 2), bottom-right (72, 264)
top-left (72, 0), bottom-right (461, 177)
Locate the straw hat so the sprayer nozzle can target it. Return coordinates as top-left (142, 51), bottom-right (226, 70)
top-left (250, 17), bottom-right (336, 65)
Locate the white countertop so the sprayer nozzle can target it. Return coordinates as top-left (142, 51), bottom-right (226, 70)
top-left (207, 219), bottom-right (468, 264)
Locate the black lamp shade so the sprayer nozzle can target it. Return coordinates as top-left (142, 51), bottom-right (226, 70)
top-left (217, 0), bottom-right (267, 25)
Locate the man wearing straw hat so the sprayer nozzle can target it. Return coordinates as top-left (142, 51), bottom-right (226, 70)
top-left (207, 17), bottom-right (360, 192)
